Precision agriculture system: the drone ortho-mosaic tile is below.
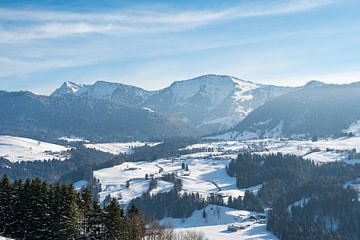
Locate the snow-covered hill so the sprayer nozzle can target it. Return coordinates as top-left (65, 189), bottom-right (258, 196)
top-left (0, 135), bottom-right (70, 162)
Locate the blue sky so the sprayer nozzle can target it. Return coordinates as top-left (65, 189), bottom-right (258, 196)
top-left (1, 0), bottom-right (360, 94)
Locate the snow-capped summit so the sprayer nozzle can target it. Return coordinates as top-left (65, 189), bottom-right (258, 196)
top-left (51, 81), bottom-right (82, 97)
top-left (50, 74), bottom-right (295, 134)
top-left (145, 74), bottom-right (293, 134)
top-left (51, 80), bottom-right (152, 105)
top-left (52, 80), bottom-right (121, 98)
top-left (304, 80), bottom-right (326, 88)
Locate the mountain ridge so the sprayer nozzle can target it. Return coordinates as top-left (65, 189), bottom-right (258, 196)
top-left (51, 74), bottom-right (295, 134)
top-left (0, 90), bottom-right (197, 142)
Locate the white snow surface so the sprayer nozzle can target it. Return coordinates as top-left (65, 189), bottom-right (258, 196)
top-left (94, 135), bottom-right (360, 207)
top-left (94, 151), bottom-right (260, 207)
top-left (202, 136), bottom-right (360, 164)
top-left (287, 198), bottom-right (310, 216)
top-left (343, 120), bottom-right (360, 136)
top-left (160, 205), bottom-right (277, 240)
top-left (73, 180), bottom-right (89, 191)
top-left (59, 136), bottom-right (89, 143)
top-left (0, 236), bottom-right (14, 240)
top-left (0, 135), bottom-right (70, 162)
top-left (85, 141), bottom-right (162, 155)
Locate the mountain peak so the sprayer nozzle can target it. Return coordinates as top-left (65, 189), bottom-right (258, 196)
top-left (304, 80), bottom-right (326, 88)
top-left (51, 81), bottom-right (82, 97)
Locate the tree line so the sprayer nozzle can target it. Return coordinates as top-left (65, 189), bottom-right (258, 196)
top-left (0, 175), bottom-right (144, 240)
top-left (226, 152), bottom-right (360, 239)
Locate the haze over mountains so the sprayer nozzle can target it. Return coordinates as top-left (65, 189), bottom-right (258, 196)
top-left (1, 74), bottom-right (360, 141)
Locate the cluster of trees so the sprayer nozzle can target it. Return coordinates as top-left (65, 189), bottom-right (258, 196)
top-left (0, 175), bottom-right (145, 240)
top-left (181, 163), bottom-right (189, 171)
top-left (268, 183), bottom-right (360, 239)
top-left (226, 152), bottom-right (360, 239)
top-left (227, 191), bottom-right (263, 212)
top-left (160, 173), bottom-right (183, 192)
top-left (130, 189), bottom-right (206, 220)
top-left (146, 222), bottom-right (208, 240)
top-left (226, 152), bottom-right (314, 189)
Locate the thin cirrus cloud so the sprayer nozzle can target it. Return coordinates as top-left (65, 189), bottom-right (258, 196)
top-left (0, 0), bottom-right (336, 43)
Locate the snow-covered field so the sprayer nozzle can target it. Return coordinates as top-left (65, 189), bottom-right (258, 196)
top-left (0, 236), bottom-right (14, 240)
top-left (0, 135), bottom-right (70, 162)
top-left (85, 141), bottom-right (162, 155)
top-left (94, 154), bottom-right (260, 207)
top-left (253, 136), bottom-right (360, 163)
top-left (160, 205), bottom-right (277, 240)
top-left (94, 161), bottom-right (174, 205)
top-left (58, 136), bottom-right (89, 143)
top-left (94, 135), bottom-right (360, 209)
top-left (198, 136), bottom-right (360, 164)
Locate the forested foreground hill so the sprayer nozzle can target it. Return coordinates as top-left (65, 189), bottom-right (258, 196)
top-left (0, 176), bottom-right (208, 240)
top-left (226, 153), bottom-right (360, 239)
top-left (234, 82), bottom-right (360, 137)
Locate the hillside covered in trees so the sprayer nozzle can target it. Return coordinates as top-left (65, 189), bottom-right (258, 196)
top-left (226, 153), bottom-right (360, 239)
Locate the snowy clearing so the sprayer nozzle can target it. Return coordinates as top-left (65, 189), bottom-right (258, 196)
top-left (58, 136), bottom-right (89, 143)
top-left (160, 205), bottom-right (277, 240)
top-left (0, 135), bottom-right (70, 162)
top-left (94, 156), bottom-right (259, 207)
top-left (85, 141), bottom-right (162, 155)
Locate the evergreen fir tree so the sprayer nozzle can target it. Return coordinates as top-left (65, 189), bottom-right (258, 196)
top-left (127, 204), bottom-right (145, 240)
top-left (105, 198), bottom-right (128, 240)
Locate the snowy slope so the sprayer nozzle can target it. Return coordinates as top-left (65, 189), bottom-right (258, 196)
top-left (0, 135), bottom-right (70, 162)
top-left (51, 80), bottom-right (152, 105)
top-left (85, 141), bottom-right (161, 155)
top-left (233, 82), bottom-right (360, 138)
top-left (199, 136), bottom-right (360, 164)
top-left (146, 74), bottom-right (293, 134)
top-left (343, 120), bottom-right (360, 136)
top-left (160, 205), bottom-right (277, 240)
top-left (94, 161), bottom-right (174, 206)
top-left (50, 81), bottom-right (82, 96)
top-left (0, 236), bottom-right (14, 240)
top-left (94, 150), bottom-right (261, 207)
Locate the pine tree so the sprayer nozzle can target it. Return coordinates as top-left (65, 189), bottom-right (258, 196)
top-left (0, 175), bottom-right (12, 236)
top-left (185, 164), bottom-right (189, 171)
top-left (89, 201), bottom-right (105, 239)
top-left (105, 198), bottom-right (128, 240)
top-left (127, 204), bottom-right (145, 240)
top-left (202, 209), bottom-right (207, 219)
top-left (80, 188), bottom-right (94, 236)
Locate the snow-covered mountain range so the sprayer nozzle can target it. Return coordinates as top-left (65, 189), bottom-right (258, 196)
top-left (228, 81), bottom-right (360, 139)
top-left (52, 74), bottom-right (294, 134)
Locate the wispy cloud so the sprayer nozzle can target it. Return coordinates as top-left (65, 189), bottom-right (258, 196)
top-left (0, 0), bottom-right (336, 43)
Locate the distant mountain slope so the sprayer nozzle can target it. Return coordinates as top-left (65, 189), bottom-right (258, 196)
top-left (51, 80), bottom-right (152, 105)
top-left (145, 75), bottom-right (293, 134)
top-left (52, 75), bottom-right (294, 134)
top-left (0, 91), bottom-right (197, 142)
top-left (234, 82), bottom-right (360, 137)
